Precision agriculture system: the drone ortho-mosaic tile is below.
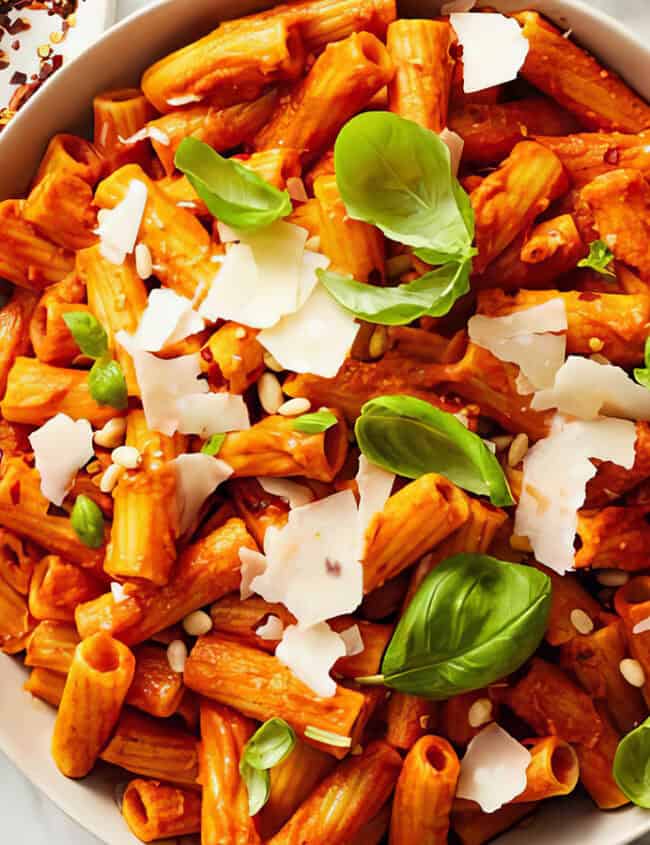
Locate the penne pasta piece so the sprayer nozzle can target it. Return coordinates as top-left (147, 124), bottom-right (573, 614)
top-left (288, 196), bottom-right (322, 239)
top-left (148, 91), bottom-right (278, 175)
top-left (122, 779), bottom-right (202, 843)
top-left (24, 172), bottom-right (97, 251)
top-left (200, 322), bottom-right (265, 395)
top-left (219, 412), bottom-right (348, 482)
top-left (386, 692), bottom-right (437, 751)
top-left (157, 174), bottom-right (209, 217)
top-left (76, 518), bottom-right (256, 644)
top-left (533, 565), bottom-right (602, 647)
top-left (30, 274), bottom-right (88, 366)
top-left (0, 200), bottom-right (74, 290)
top-left (390, 735), bottom-right (459, 845)
top-left (313, 173), bottom-right (385, 281)
top-left (575, 704), bottom-right (629, 809)
top-left (449, 59), bottom-right (502, 110)
top-left (77, 245), bottom-right (148, 396)
top-left (0, 528), bottom-right (35, 595)
top-left (175, 689), bottom-right (200, 732)
top-left (94, 164), bottom-right (220, 301)
top-left (33, 134), bottom-right (103, 188)
top-left (0, 287), bottom-right (38, 397)
top-left (266, 741), bottom-right (402, 845)
top-left (126, 644), bottom-right (185, 719)
top-left (470, 141), bottom-right (569, 273)
top-left (345, 805), bottom-right (391, 845)
top-left (229, 477), bottom-right (290, 547)
top-left (387, 19), bottom-right (455, 132)
top-left (586, 422), bottom-right (650, 507)
top-left (576, 505), bottom-right (650, 571)
top-left (198, 700), bottom-right (261, 845)
top-left (24, 667), bottom-right (67, 708)
top-left (94, 88), bottom-right (156, 170)
top-left (184, 634), bottom-right (371, 759)
top-left (439, 690), bottom-right (499, 749)
top-left (100, 708), bottom-right (199, 787)
top-left (361, 571), bottom-right (411, 622)
top-left (451, 802), bottom-right (538, 845)
top-left (1, 356), bottom-right (122, 428)
top-left (363, 473), bottom-right (470, 592)
top-left (25, 620), bottom-right (79, 674)
top-left (537, 131), bottom-right (650, 188)
top-left (515, 11), bottom-right (650, 132)
top-left (105, 410), bottom-right (183, 585)
top-left (614, 576), bottom-right (650, 706)
top-left (259, 739), bottom-right (335, 839)
top-left (52, 632), bottom-right (135, 778)
top-left (255, 33), bottom-right (394, 163)
top-left (449, 99), bottom-right (579, 167)
top-left (0, 570), bottom-right (34, 654)
top-left (239, 148), bottom-right (302, 189)
top-left (515, 737), bottom-right (580, 803)
top-left (28, 555), bottom-right (104, 622)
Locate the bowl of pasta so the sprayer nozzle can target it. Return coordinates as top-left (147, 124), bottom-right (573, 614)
top-left (2, 0), bottom-right (650, 843)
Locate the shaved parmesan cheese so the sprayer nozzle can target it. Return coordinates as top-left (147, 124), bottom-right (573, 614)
top-left (167, 94), bottom-right (203, 106)
top-left (633, 617), bottom-right (650, 635)
top-left (173, 453), bottom-right (233, 536)
top-left (119, 127), bottom-right (170, 146)
top-left (339, 624), bottom-right (364, 657)
top-left (134, 289), bottom-right (204, 352)
top-left (356, 455), bottom-right (395, 543)
top-left (177, 393), bottom-right (250, 437)
top-left (457, 723), bottom-right (531, 813)
top-left (469, 300), bottom-right (567, 391)
top-left (442, 0), bottom-right (476, 12)
top-left (532, 356), bottom-right (650, 421)
top-left (251, 490), bottom-right (363, 627)
top-left (117, 331), bottom-right (208, 436)
top-left (515, 416), bottom-right (636, 574)
top-left (239, 547), bottom-right (267, 600)
top-left (440, 128), bottom-right (465, 176)
top-left (257, 477), bottom-right (314, 509)
top-left (258, 284), bottom-right (359, 378)
top-left (97, 179), bottom-right (147, 265)
top-left (275, 623), bottom-right (346, 698)
top-left (257, 615), bottom-right (284, 640)
top-left (298, 250), bottom-right (331, 307)
top-left (29, 414), bottom-right (94, 506)
top-left (111, 582), bottom-right (128, 604)
top-left (451, 13), bottom-right (529, 93)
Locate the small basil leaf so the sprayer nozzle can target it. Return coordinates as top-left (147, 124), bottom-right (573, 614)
top-left (334, 111), bottom-right (474, 254)
top-left (175, 137), bottom-right (292, 231)
top-left (355, 395), bottom-right (513, 506)
top-left (201, 433), bottom-right (226, 456)
top-left (63, 311), bottom-right (109, 359)
top-left (89, 358), bottom-right (128, 410)
top-left (378, 553), bottom-right (551, 699)
top-left (242, 717), bottom-right (296, 771)
top-left (71, 495), bottom-right (105, 549)
top-left (293, 410), bottom-right (338, 434)
top-left (240, 760), bottom-right (270, 816)
top-left (614, 717), bottom-right (650, 807)
top-left (578, 239), bottom-right (616, 278)
top-left (634, 337), bottom-right (650, 390)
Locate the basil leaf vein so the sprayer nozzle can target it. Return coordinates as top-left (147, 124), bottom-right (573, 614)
top-left (614, 717), bottom-right (650, 807)
top-left (175, 137), bottom-right (292, 231)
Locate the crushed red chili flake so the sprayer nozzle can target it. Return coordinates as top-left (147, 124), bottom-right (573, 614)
top-left (8, 68), bottom-right (24, 83)
top-left (325, 557), bottom-right (342, 576)
top-left (604, 147), bottom-right (621, 166)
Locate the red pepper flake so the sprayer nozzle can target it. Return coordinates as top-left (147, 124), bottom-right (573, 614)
top-left (9, 69), bottom-right (25, 84)
top-left (604, 147), bottom-right (620, 166)
top-left (325, 557), bottom-right (342, 577)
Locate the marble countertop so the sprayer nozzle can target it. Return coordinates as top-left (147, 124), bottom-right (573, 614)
top-left (2, 0), bottom-right (649, 842)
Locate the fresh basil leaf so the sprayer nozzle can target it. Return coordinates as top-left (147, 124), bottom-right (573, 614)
top-left (614, 717), bottom-right (650, 807)
top-left (293, 410), bottom-right (338, 434)
top-left (175, 137), bottom-right (292, 231)
top-left (634, 337), bottom-right (650, 390)
top-left (578, 239), bottom-right (616, 278)
top-left (63, 311), bottom-right (109, 359)
top-left (71, 495), bottom-right (105, 549)
top-left (241, 717), bottom-right (296, 771)
top-left (240, 760), bottom-right (270, 816)
top-left (372, 553), bottom-right (551, 699)
top-left (201, 433), bottom-right (226, 456)
top-left (355, 395), bottom-right (513, 506)
top-left (334, 111), bottom-right (473, 254)
top-left (89, 358), bottom-right (128, 410)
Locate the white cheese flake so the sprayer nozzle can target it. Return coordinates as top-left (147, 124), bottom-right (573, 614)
top-left (177, 393), bottom-right (250, 438)
top-left (167, 94), bottom-right (203, 106)
top-left (450, 13), bottom-right (529, 93)
top-left (28, 414), bottom-right (94, 506)
top-left (633, 617), bottom-right (650, 635)
top-left (256, 615), bottom-right (284, 640)
top-left (118, 127), bottom-right (170, 146)
top-left (515, 416), bottom-right (636, 574)
top-left (257, 477), bottom-right (315, 509)
top-left (134, 288), bottom-right (205, 352)
top-left (111, 582), bottom-right (128, 604)
top-left (239, 547), bottom-right (268, 600)
top-left (172, 453), bottom-right (233, 537)
top-left (531, 356), bottom-right (650, 420)
top-left (457, 723), bottom-right (531, 813)
top-left (275, 623), bottom-right (346, 698)
top-left (339, 624), bottom-right (364, 657)
top-left (356, 455), bottom-right (395, 549)
top-left (97, 179), bottom-right (148, 265)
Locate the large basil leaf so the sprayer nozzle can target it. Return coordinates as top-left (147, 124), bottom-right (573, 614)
top-left (175, 137), bottom-right (292, 231)
top-left (334, 111), bottom-right (473, 256)
top-left (373, 554), bottom-right (551, 699)
top-left (355, 395), bottom-right (513, 506)
top-left (317, 260), bottom-right (471, 326)
top-left (614, 718), bottom-right (650, 807)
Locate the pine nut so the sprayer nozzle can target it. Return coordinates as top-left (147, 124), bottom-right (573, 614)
top-left (263, 351), bottom-right (284, 373)
top-left (94, 417), bottom-right (127, 449)
top-left (182, 610), bottom-right (213, 637)
top-left (468, 698), bottom-right (493, 728)
top-left (491, 435), bottom-right (514, 452)
top-left (135, 242), bottom-right (153, 280)
top-left (368, 326), bottom-right (388, 359)
top-left (100, 463), bottom-right (125, 493)
top-left (234, 327), bottom-right (247, 339)
top-left (419, 715), bottom-right (431, 729)
top-left (588, 337), bottom-right (604, 352)
top-left (596, 569), bottom-right (630, 587)
top-left (258, 372), bottom-right (284, 414)
top-left (111, 445), bottom-right (142, 469)
top-left (508, 433), bottom-right (529, 467)
top-left (278, 397), bottom-right (311, 417)
top-left (620, 658), bottom-right (646, 688)
top-left (570, 608), bottom-right (594, 635)
top-left (167, 640), bottom-right (188, 674)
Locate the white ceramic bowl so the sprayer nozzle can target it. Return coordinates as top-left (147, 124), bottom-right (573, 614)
top-left (1, 1), bottom-right (650, 842)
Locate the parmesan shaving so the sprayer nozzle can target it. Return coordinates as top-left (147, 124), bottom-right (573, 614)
top-left (356, 455), bottom-right (395, 547)
top-left (239, 547), bottom-right (268, 600)
top-left (177, 393), bottom-right (250, 437)
top-left (28, 414), bottom-right (94, 506)
top-left (256, 615), bottom-right (284, 640)
top-left (118, 127), bottom-right (170, 146)
top-left (167, 94), bottom-right (203, 106)
top-left (173, 453), bottom-right (233, 537)
top-left (134, 288), bottom-right (204, 352)
top-left (275, 623), bottom-right (346, 698)
top-left (257, 477), bottom-right (315, 509)
top-left (633, 617), bottom-right (650, 636)
top-left (339, 624), bottom-right (364, 657)
top-left (450, 13), bottom-right (529, 93)
top-left (96, 179), bottom-right (147, 265)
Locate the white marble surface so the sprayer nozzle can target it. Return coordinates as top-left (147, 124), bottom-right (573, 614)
top-left (2, 0), bottom-right (650, 842)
